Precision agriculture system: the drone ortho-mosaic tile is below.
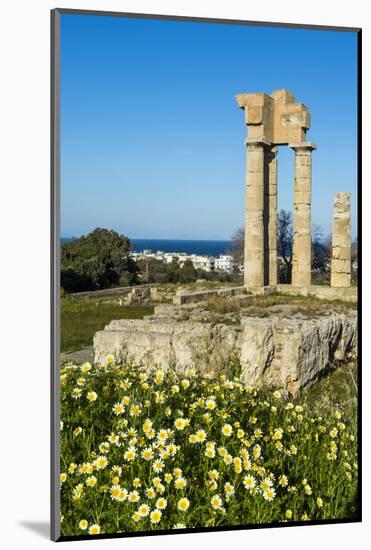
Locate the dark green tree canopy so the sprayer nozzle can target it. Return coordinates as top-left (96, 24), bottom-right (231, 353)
top-left (136, 257), bottom-right (199, 284)
top-left (179, 259), bottom-right (197, 283)
top-left (61, 228), bottom-right (138, 293)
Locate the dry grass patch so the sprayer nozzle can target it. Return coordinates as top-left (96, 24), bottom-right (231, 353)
top-left (206, 293), bottom-right (356, 318)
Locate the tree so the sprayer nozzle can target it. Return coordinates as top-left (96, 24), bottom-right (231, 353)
top-left (229, 212), bottom-right (334, 286)
top-left (311, 225), bottom-right (331, 284)
top-left (179, 259), bottom-right (198, 283)
top-left (228, 215), bottom-right (293, 283)
top-left (168, 259), bottom-right (182, 283)
top-left (60, 268), bottom-right (94, 293)
top-left (137, 258), bottom-right (173, 284)
top-left (229, 227), bottom-right (244, 264)
top-left (277, 214), bottom-right (331, 284)
top-left (277, 209), bottom-right (293, 283)
top-left (61, 228), bottom-right (139, 292)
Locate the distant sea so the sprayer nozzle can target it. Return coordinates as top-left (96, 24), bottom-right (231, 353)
top-left (131, 239), bottom-right (231, 256)
top-left (61, 237), bottom-right (231, 257)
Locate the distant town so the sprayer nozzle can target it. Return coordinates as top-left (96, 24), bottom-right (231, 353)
top-left (130, 249), bottom-right (243, 274)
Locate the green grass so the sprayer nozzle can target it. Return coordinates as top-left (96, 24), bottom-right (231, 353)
top-left (300, 362), bottom-right (358, 421)
top-left (61, 298), bottom-right (154, 353)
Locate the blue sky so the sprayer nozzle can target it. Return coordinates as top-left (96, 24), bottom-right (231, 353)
top-left (60, 14), bottom-right (358, 240)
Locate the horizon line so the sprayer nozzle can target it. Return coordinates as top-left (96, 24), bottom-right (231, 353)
top-left (61, 235), bottom-right (233, 241)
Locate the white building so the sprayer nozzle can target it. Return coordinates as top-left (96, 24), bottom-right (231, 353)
top-left (131, 249), bottom-right (231, 273)
top-left (214, 255), bottom-right (236, 272)
top-left (189, 254), bottom-right (214, 272)
top-left (163, 253), bottom-right (179, 264)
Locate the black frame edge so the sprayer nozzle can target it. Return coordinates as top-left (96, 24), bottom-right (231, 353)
top-left (356, 27), bottom-right (362, 523)
top-left (54, 7), bottom-right (361, 33)
top-left (51, 7), bottom-right (61, 543)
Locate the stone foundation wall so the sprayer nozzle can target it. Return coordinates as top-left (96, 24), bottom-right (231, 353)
top-left (172, 284), bottom-right (357, 305)
top-left (276, 284), bottom-right (357, 302)
top-left (94, 312), bottom-right (357, 396)
top-left (68, 284), bottom-right (174, 305)
top-left (173, 286), bottom-right (246, 306)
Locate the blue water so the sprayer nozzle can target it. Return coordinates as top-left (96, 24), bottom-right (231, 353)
top-left (131, 239), bottom-right (231, 256)
top-left (61, 237), bottom-right (231, 257)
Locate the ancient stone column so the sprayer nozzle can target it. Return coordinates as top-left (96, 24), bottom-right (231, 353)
top-left (265, 146), bottom-right (278, 285)
top-left (290, 142), bottom-right (316, 287)
top-left (236, 90), bottom-right (312, 289)
top-left (244, 138), bottom-right (269, 287)
top-left (331, 192), bottom-right (351, 288)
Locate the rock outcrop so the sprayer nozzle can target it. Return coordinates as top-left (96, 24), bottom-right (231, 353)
top-left (94, 309), bottom-right (357, 395)
top-left (239, 314), bottom-right (357, 395)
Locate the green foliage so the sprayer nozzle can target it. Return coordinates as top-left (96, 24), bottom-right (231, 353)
top-left (179, 259), bottom-right (197, 283)
top-left (137, 258), bottom-right (201, 285)
top-left (61, 298), bottom-right (154, 353)
top-left (137, 258), bottom-right (175, 284)
top-left (198, 270), bottom-right (242, 284)
top-left (60, 362), bottom-right (358, 536)
top-left (61, 228), bottom-right (139, 293)
top-left (300, 362), bottom-right (357, 422)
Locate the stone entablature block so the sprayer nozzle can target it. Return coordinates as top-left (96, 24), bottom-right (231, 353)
top-left (236, 89), bottom-right (310, 146)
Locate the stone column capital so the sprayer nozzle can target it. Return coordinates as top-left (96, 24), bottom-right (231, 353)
top-left (245, 137), bottom-right (272, 147)
top-left (289, 141), bottom-right (317, 152)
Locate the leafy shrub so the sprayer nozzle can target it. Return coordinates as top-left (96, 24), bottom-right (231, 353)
top-left (61, 228), bottom-right (138, 293)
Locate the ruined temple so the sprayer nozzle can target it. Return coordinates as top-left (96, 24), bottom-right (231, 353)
top-left (236, 89), bottom-right (352, 292)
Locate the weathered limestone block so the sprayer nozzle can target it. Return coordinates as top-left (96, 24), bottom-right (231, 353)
top-left (331, 192), bottom-right (351, 288)
top-left (294, 193), bottom-right (311, 206)
top-left (173, 286), bottom-right (245, 306)
top-left (332, 259), bottom-right (351, 273)
top-left (244, 141), bottom-right (267, 287)
top-left (94, 320), bottom-right (175, 368)
top-left (236, 89), bottom-right (310, 145)
top-left (172, 323), bottom-right (241, 376)
top-left (239, 313), bottom-right (357, 395)
top-left (94, 312), bottom-right (357, 396)
top-left (265, 147), bottom-right (278, 285)
top-left (331, 273), bottom-right (351, 288)
top-left (236, 93), bottom-right (274, 142)
top-left (94, 320), bottom-right (240, 376)
top-left (291, 143), bottom-right (316, 287)
top-left (125, 286), bottom-right (151, 305)
top-left (239, 319), bottom-right (275, 384)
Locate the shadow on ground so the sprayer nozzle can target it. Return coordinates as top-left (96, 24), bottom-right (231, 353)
top-left (19, 521), bottom-right (49, 539)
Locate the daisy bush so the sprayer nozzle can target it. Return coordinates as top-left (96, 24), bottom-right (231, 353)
top-left (60, 358), bottom-right (358, 536)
